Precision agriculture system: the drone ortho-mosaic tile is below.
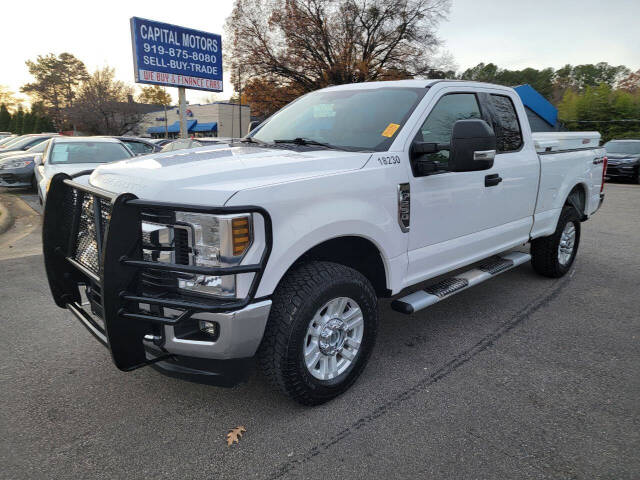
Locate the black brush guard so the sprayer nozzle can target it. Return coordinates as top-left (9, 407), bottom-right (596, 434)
top-left (43, 173), bottom-right (272, 371)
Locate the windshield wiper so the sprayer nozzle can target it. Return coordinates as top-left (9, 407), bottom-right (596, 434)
top-left (273, 137), bottom-right (342, 150)
top-left (238, 137), bottom-right (268, 145)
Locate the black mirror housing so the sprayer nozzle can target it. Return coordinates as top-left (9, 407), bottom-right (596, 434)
top-left (449, 119), bottom-right (496, 172)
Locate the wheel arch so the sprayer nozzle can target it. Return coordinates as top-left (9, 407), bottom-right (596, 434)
top-left (266, 234), bottom-right (392, 298)
top-left (564, 182), bottom-right (588, 220)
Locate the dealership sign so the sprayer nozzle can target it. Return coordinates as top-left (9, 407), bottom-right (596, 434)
top-left (130, 17), bottom-right (222, 92)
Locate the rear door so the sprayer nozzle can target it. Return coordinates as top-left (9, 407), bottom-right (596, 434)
top-left (404, 86), bottom-right (538, 285)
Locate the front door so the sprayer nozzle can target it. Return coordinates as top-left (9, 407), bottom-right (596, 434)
top-left (405, 87), bottom-right (537, 286)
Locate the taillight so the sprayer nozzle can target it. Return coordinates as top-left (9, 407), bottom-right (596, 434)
top-left (601, 156), bottom-right (607, 193)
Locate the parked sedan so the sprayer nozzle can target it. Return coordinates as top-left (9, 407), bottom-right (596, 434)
top-left (36, 137), bottom-right (134, 203)
top-left (0, 133), bottom-right (57, 153)
top-left (150, 138), bottom-right (172, 147)
top-left (109, 136), bottom-right (162, 156)
top-left (604, 139), bottom-right (640, 184)
top-left (0, 140), bottom-right (51, 189)
top-left (0, 135), bottom-right (17, 146)
top-left (0, 136), bottom-right (52, 161)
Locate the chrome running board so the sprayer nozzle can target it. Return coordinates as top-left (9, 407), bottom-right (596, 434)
top-left (391, 252), bottom-right (531, 314)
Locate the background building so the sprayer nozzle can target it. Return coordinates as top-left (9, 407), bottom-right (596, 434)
top-left (140, 102), bottom-right (251, 139)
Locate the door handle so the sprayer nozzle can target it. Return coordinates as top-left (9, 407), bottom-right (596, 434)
top-left (485, 174), bottom-right (502, 187)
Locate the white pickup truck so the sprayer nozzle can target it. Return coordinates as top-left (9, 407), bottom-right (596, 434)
top-left (43, 80), bottom-right (607, 405)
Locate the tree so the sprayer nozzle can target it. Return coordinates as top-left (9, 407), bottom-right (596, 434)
top-left (8, 112), bottom-right (17, 133)
top-left (0, 86), bottom-right (18, 111)
top-left (21, 52), bottom-right (89, 128)
top-left (458, 63), bottom-right (555, 97)
top-left (137, 85), bottom-right (172, 106)
top-left (618, 69), bottom-right (640, 93)
top-left (14, 107), bottom-right (24, 134)
top-left (225, 0), bottom-right (451, 116)
top-left (551, 62), bottom-right (631, 102)
top-left (69, 67), bottom-right (143, 135)
top-left (0, 104), bottom-right (10, 131)
top-left (558, 84), bottom-right (640, 142)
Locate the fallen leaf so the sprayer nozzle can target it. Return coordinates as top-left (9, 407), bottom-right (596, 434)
top-left (226, 426), bottom-right (246, 446)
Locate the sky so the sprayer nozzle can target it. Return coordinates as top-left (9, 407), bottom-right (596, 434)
top-left (2, 0), bottom-right (639, 107)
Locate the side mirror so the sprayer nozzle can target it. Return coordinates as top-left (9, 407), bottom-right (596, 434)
top-left (33, 155), bottom-right (43, 166)
top-left (448, 119), bottom-right (496, 172)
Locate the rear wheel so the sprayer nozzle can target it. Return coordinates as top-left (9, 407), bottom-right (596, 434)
top-left (531, 206), bottom-right (581, 278)
top-left (258, 261), bottom-right (378, 405)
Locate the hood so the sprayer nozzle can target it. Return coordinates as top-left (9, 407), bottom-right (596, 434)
top-left (606, 152), bottom-right (640, 161)
top-left (0, 149), bottom-right (27, 160)
top-left (0, 152), bottom-right (39, 165)
top-left (89, 145), bottom-right (372, 205)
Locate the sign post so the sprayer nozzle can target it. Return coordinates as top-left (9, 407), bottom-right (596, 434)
top-left (178, 87), bottom-right (187, 138)
top-left (130, 17), bottom-right (223, 139)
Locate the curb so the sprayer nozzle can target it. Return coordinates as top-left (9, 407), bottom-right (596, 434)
top-left (0, 201), bottom-right (14, 234)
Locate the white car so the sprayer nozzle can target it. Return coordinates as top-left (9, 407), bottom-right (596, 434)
top-left (42, 80), bottom-right (606, 405)
top-left (36, 137), bottom-right (134, 204)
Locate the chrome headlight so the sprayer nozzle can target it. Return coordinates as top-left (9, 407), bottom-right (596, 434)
top-left (141, 212), bottom-right (253, 298)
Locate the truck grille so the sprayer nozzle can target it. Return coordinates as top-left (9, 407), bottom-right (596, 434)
top-left (139, 212), bottom-right (192, 295)
top-left (64, 187), bottom-right (112, 275)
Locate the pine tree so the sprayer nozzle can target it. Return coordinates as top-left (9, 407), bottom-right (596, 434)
top-left (32, 116), bottom-right (41, 133)
top-left (39, 116), bottom-right (55, 132)
top-left (0, 104), bottom-right (10, 131)
top-left (15, 107), bottom-right (24, 134)
top-left (8, 113), bottom-right (17, 133)
top-left (22, 112), bottom-right (34, 134)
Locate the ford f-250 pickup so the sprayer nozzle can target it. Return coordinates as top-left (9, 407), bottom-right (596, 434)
top-left (42, 80), bottom-right (607, 405)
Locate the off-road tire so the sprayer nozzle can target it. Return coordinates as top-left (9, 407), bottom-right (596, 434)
top-left (531, 205), bottom-right (581, 278)
top-left (258, 261), bottom-right (378, 405)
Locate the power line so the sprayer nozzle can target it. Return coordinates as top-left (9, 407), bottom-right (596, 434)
top-left (559, 119), bottom-right (640, 123)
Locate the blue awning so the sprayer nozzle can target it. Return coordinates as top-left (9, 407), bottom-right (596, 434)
top-left (147, 125), bottom-right (166, 134)
top-left (147, 119), bottom-right (198, 134)
top-left (192, 122), bottom-right (217, 132)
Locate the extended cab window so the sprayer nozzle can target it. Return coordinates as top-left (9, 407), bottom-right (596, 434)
top-left (488, 95), bottom-right (522, 152)
top-left (417, 93), bottom-right (481, 168)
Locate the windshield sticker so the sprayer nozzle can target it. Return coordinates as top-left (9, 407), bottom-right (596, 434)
top-left (313, 104), bottom-right (336, 118)
top-left (381, 123), bottom-right (400, 138)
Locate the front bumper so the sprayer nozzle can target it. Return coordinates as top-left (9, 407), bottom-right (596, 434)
top-left (606, 164), bottom-right (637, 178)
top-left (43, 173), bottom-right (273, 377)
top-left (0, 166), bottom-right (33, 187)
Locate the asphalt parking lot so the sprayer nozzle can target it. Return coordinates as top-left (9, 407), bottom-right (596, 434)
top-left (1, 183), bottom-right (639, 480)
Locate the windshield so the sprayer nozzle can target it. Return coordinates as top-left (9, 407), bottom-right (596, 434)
top-left (50, 141), bottom-right (132, 164)
top-left (26, 140), bottom-right (51, 153)
top-left (604, 141), bottom-right (640, 155)
top-left (0, 136), bottom-right (17, 146)
top-left (250, 87), bottom-right (427, 151)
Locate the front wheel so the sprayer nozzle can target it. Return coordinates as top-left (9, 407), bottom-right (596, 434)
top-left (258, 261), bottom-right (378, 405)
top-left (531, 205), bottom-right (581, 278)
